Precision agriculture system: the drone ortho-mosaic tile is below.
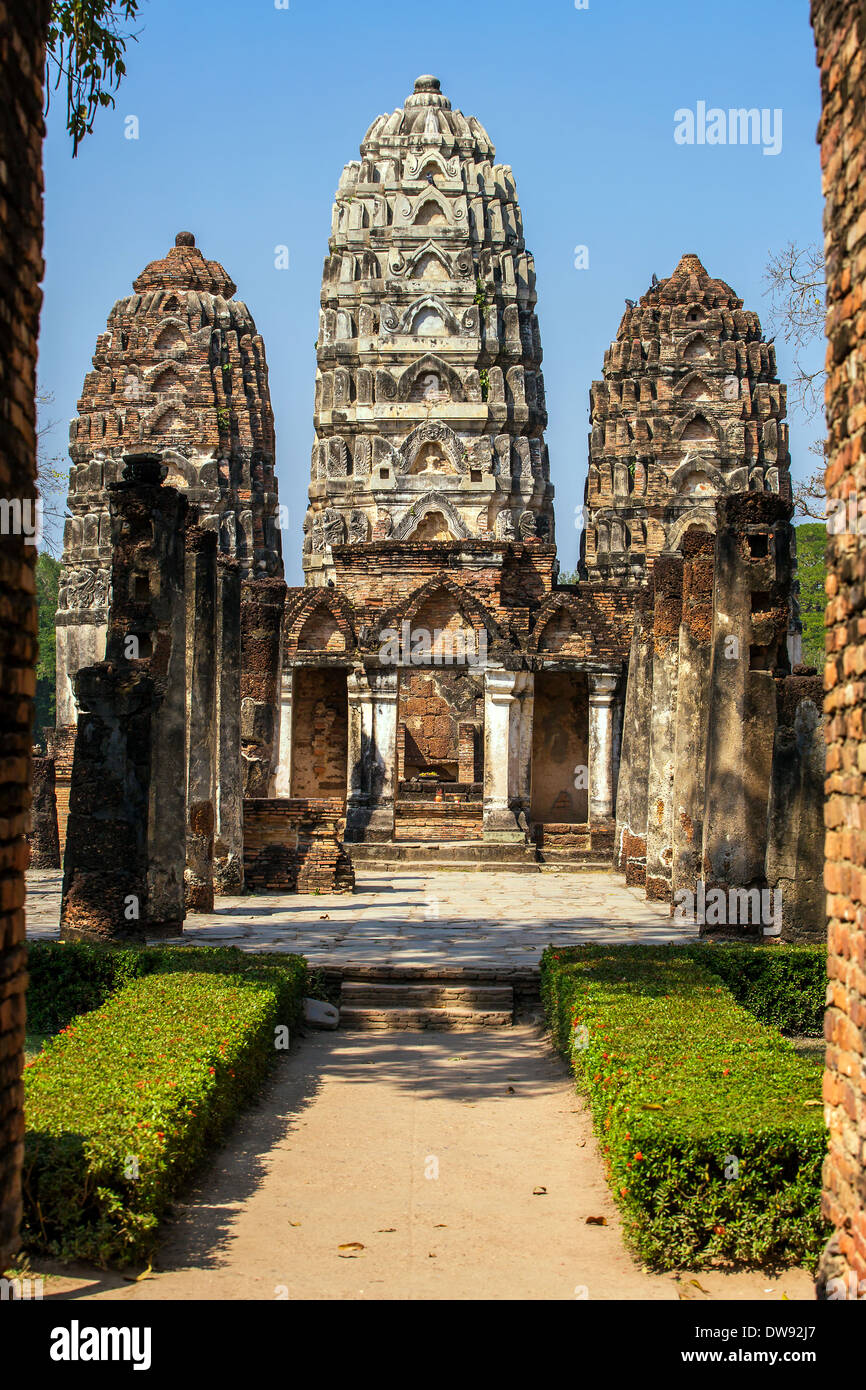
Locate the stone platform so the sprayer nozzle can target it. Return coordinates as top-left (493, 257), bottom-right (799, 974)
top-left (25, 867), bottom-right (691, 969)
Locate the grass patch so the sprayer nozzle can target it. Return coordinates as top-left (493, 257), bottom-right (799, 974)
top-left (542, 944), bottom-right (828, 1271)
top-left (22, 965), bottom-right (305, 1267)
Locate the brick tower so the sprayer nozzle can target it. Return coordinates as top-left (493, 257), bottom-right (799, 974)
top-left (56, 232), bottom-right (282, 729)
top-left (583, 253), bottom-right (794, 585)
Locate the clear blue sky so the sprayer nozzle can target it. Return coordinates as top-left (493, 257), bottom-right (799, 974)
top-left (38, 0), bottom-right (824, 582)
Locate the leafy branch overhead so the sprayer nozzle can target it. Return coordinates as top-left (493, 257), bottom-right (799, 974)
top-left (47, 1), bottom-right (143, 155)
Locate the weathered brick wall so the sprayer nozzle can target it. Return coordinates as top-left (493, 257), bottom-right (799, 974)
top-left (243, 799), bottom-right (354, 893)
top-left (0, 0), bottom-right (49, 1271)
top-left (812, 0), bottom-right (866, 1294)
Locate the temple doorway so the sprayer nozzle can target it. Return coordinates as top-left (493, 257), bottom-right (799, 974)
top-left (395, 668), bottom-right (484, 840)
top-left (531, 672), bottom-right (589, 824)
top-left (290, 668), bottom-right (348, 803)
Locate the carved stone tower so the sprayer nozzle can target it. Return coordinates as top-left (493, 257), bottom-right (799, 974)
top-left (304, 74), bottom-right (554, 585)
top-left (582, 253), bottom-right (793, 584)
top-left (56, 232), bottom-right (282, 726)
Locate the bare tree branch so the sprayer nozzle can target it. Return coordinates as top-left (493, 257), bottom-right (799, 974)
top-left (764, 241), bottom-right (827, 419)
top-left (36, 389), bottom-right (69, 557)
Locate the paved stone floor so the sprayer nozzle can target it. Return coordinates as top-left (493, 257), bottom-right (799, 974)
top-left (26, 867), bottom-right (693, 964)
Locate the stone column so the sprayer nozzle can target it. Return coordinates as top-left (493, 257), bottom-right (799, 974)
top-left (273, 667), bottom-right (295, 798)
top-left (483, 667), bottom-right (522, 841)
top-left (701, 496), bottom-right (790, 894)
top-left (645, 558), bottom-right (683, 902)
top-left (27, 753), bottom-right (60, 868)
top-left (765, 677), bottom-right (825, 941)
top-left (671, 532), bottom-right (715, 903)
top-left (512, 671), bottom-right (535, 821)
top-left (588, 673), bottom-right (619, 822)
top-left (614, 591), bottom-right (654, 884)
top-left (240, 577), bottom-right (287, 798)
top-left (184, 528), bottom-right (217, 912)
top-left (345, 667), bottom-right (374, 840)
top-left (268, 611), bottom-right (286, 798)
top-left (215, 556), bottom-right (244, 893)
top-left (61, 455), bottom-right (188, 941)
top-left (364, 668), bottom-right (398, 841)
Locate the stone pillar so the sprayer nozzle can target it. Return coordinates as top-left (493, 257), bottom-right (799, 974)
top-left (611, 694), bottom-right (623, 808)
top-left (184, 527), bottom-right (217, 912)
top-left (214, 556), bottom-right (244, 893)
top-left (55, 611), bottom-right (108, 728)
top-left (671, 531), bottom-right (715, 903)
top-left (483, 667), bottom-right (523, 841)
top-left (273, 667), bottom-right (294, 798)
top-left (345, 667), bottom-right (374, 840)
top-left (588, 673), bottom-right (619, 823)
top-left (365, 667), bottom-right (398, 841)
top-left (512, 672), bottom-right (535, 821)
top-left (766, 675), bottom-right (825, 940)
top-left (701, 496), bottom-right (790, 896)
top-left (240, 577), bottom-right (287, 797)
top-left (645, 557), bottom-right (683, 902)
top-left (61, 455), bottom-right (188, 941)
top-left (27, 753), bottom-right (60, 868)
top-left (614, 590), bottom-right (653, 884)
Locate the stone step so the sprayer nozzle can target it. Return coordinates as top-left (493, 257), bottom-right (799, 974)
top-left (538, 860), bottom-right (612, 873)
top-left (339, 976), bottom-right (515, 1030)
top-left (384, 859), bottom-right (542, 873)
top-left (341, 981), bottom-right (513, 1009)
top-left (339, 1006), bottom-right (514, 1031)
top-left (347, 840), bottom-right (610, 873)
top-left (349, 840), bottom-right (536, 864)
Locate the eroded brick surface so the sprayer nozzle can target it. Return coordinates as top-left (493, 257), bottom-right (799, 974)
top-left (0, 0), bottom-right (48, 1271)
top-left (812, 0), bottom-right (866, 1296)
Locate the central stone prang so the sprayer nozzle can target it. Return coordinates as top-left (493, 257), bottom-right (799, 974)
top-left (303, 74), bottom-right (556, 585)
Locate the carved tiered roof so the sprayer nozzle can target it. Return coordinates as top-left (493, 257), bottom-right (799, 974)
top-left (305, 75), bottom-right (554, 584)
top-left (61, 231), bottom-right (282, 612)
top-left (56, 232), bottom-right (283, 725)
top-left (582, 252), bottom-right (792, 582)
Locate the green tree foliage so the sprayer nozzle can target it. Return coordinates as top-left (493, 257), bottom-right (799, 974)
top-left (35, 553), bottom-right (61, 742)
top-left (47, 1), bottom-right (142, 155)
top-left (796, 522), bottom-right (826, 671)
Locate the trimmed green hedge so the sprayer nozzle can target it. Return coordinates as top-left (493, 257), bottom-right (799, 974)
top-left (542, 945), bottom-right (829, 1271)
top-left (22, 967), bottom-right (303, 1267)
top-left (27, 941), bottom-right (307, 1036)
top-left (688, 943), bottom-right (827, 1037)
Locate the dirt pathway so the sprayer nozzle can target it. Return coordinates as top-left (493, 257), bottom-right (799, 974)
top-left (38, 1027), bottom-right (814, 1302)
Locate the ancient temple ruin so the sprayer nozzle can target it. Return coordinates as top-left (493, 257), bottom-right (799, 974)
top-left (51, 75), bottom-right (825, 942)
